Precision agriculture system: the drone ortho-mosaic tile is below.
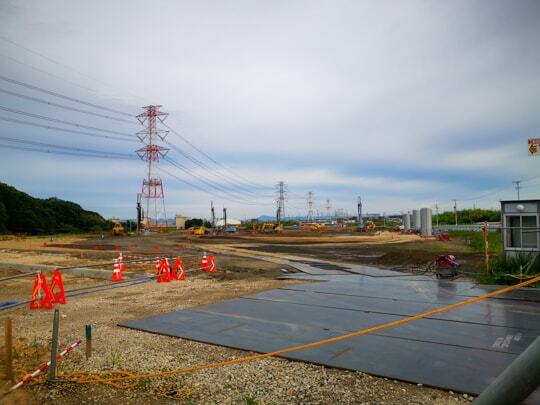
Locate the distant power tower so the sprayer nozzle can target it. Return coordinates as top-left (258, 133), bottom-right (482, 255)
top-left (325, 199), bottom-right (331, 218)
top-left (307, 191), bottom-right (314, 221)
top-left (357, 196), bottom-right (363, 229)
top-left (136, 105), bottom-right (169, 229)
top-left (276, 181), bottom-right (287, 220)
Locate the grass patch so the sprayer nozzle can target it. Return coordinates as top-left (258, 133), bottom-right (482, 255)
top-left (448, 230), bottom-right (502, 254)
top-left (477, 252), bottom-right (540, 286)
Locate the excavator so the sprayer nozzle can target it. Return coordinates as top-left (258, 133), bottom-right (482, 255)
top-left (363, 220), bottom-right (376, 232)
top-left (260, 223), bottom-right (283, 233)
top-left (187, 226), bottom-right (208, 235)
top-left (310, 223), bottom-right (325, 232)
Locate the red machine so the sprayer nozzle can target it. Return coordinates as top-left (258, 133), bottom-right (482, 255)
top-left (434, 255), bottom-right (459, 278)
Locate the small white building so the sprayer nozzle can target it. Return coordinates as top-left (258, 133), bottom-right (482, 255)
top-left (216, 218), bottom-right (241, 227)
top-left (501, 200), bottom-right (539, 255)
top-left (175, 214), bottom-right (190, 230)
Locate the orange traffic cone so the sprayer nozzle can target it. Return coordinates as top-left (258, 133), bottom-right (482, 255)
top-left (208, 255), bottom-right (217, 273)
top-left (171, 257), bottom-right (185, 281)
top-left (201, 253), bottom-right (210, 272)
top-left (118, 252), bottom-right (126, 272)
top-left (49, 269), bottom-right (66, 304)
top-left (111, 259), bottom-right (123, 281)
top-left (29, 272), bottom-right (54, 310)
top-left (157, 258), bottom-right (172, 282)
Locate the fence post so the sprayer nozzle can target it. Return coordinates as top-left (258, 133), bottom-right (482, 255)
top-left (48, 308), bottom-right (60, 381)
top-left (4, 318), bottom-right (14, 382)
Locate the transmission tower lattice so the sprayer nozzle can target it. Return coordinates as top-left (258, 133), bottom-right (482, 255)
top-left (307, 191), bottom-right (314, 221)
top-left (136, 105), bottom-right (169, 229)
top-left (276, 181), bottom-right (287, 222)
top-left (325, 199), bottom-right (331, 218)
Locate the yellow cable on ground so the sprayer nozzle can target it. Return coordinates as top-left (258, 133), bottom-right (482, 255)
top-left (62, 275), bottom-right (540, 388)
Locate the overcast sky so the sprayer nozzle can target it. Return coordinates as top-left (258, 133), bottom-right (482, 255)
top-left (0, 0), bottom-right (539, 220)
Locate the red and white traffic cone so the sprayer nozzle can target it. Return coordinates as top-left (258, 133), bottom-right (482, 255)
top-left (201, 253), bottom-right (210, 272)
top-left (111, 259), bottom-right (123, 281)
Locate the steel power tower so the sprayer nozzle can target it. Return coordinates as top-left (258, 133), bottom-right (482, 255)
top-left (307, 191), bottom-right (314, 221)
top-left (325, 199), bottom-right (331, 219)
top-left (276, 181), bottom-right (287, 221)
top-left (136, 105), bottom-right (169, 229)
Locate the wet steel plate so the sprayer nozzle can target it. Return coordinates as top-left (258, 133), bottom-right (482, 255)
top-left (120, 274), bottom-right (540, 402)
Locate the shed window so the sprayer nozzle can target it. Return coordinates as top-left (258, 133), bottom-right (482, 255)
top-left (505, 214), bottom-right (538, 250)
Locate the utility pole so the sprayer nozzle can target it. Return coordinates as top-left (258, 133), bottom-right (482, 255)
top-left (512, 180), bottom-right (521, 200)
top-left (223, 207), bottom-right (227, 228)
top-left (453, 199), bottom-right (458, 226)
top-left (434, 203), bottom-right (439, 227)
top-left (210, 201), bottom-right (215, 228)
top-left (357, 196), bottom-right (363, 229)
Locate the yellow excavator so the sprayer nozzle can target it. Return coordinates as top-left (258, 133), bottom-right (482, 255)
top-left (310, 223), bottom-right (325, 232)
top-left (111, 220), bottom-right (125, 236)
top-left (363, 220), bottom-right (376, 232)
top-left (259, 223), bottom-right (283, 233)
top-left (187, 226), bottom-right (207, 235)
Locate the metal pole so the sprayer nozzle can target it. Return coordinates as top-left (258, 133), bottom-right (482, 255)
top-left (453, 200), bottom-right (458, 226)
top-left (4, 318), bottom-right (14, 382)
top-left (474, 336), bottom-right (540, 405)
top-left (512, 180), bottom-right (521, 200)
top-left (85, 324), bottom-right (92, 359)
top-left (483, 222), bottom-right (490, 276)
top-left (48, 308), bottom-right (60, 381)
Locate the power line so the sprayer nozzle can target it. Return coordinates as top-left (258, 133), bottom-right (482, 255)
top-left (163, 156), bottom-right (273, 205)
top-left (0, 135), bottom-right (134, 158)
top-left (164, 122), bottom-right (272, 190)
top-left (157, 166), bottom-right (272, 206)
top-left (0, 143), bottom-right (136, 160)
top-left (0, 35), bottom-right (145, 104)
top-left (0, 105), bottom-right (135, 137)
top-left (163, 138), bottom-right (274, 197)
top-left (0, 52), bottom-right (112, 98)
top-left (0, 75), bottom-right (133, 117)
top-left (0, 88), bottom-right (136, 124)
top-left (0, 116), bottom-right (138, 143)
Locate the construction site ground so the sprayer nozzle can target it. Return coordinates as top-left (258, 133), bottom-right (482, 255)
top-left (0, 231), bottom-right (480, 404)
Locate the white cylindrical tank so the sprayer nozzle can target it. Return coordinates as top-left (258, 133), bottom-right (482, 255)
top-left (420, 208), bottom-right (432, 236)
top-left (402, 213), bottom-right (411, 231)
top-left (412, 210), bottom-right (421, 231)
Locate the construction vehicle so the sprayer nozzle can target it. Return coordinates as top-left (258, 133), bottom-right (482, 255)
top-left (363, 220), bottom-right (376, 232)
top-left (260, 222), bottom-right (283, 233)
top-left (187, 226), bottom-right (208, 236)
top-left (111, 218), bottom-right (125, 236)
top-left (310, 223), bottom-right (325, 232)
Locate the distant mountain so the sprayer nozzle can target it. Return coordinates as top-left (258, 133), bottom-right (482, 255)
top-left (0, 182), bottom-right (112, 234)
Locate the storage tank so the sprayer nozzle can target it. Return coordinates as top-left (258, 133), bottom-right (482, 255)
top-left (420, 208), bottom-right (432, 236)
top-left (402, 213), bottom-right (411, 231)
top-left (411, 210), bottom-right (421, 231)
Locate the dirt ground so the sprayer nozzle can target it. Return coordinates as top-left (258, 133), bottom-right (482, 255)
top-left (0, 232), bottom-right (474, 404)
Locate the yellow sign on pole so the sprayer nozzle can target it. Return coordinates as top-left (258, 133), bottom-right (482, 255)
top-left (529, 138), bottom-right (540, 156)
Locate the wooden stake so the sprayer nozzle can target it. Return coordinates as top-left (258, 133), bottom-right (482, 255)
top-left (4, 318), bottom-right (14, 382)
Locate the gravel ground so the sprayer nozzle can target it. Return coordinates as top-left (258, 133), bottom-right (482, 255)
top-left (0, 237), bottom-right (474, 404)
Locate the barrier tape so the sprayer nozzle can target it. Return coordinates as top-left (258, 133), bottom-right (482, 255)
top-left (62, 275), bottom-right (540, 388)
top-left (8, 339), bottom-right (82, 391)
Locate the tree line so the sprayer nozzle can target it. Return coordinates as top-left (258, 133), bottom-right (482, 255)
top-left (0, 182), bottom-right (113, 234)
top-left (435, 208), bottom-right (500, 225)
